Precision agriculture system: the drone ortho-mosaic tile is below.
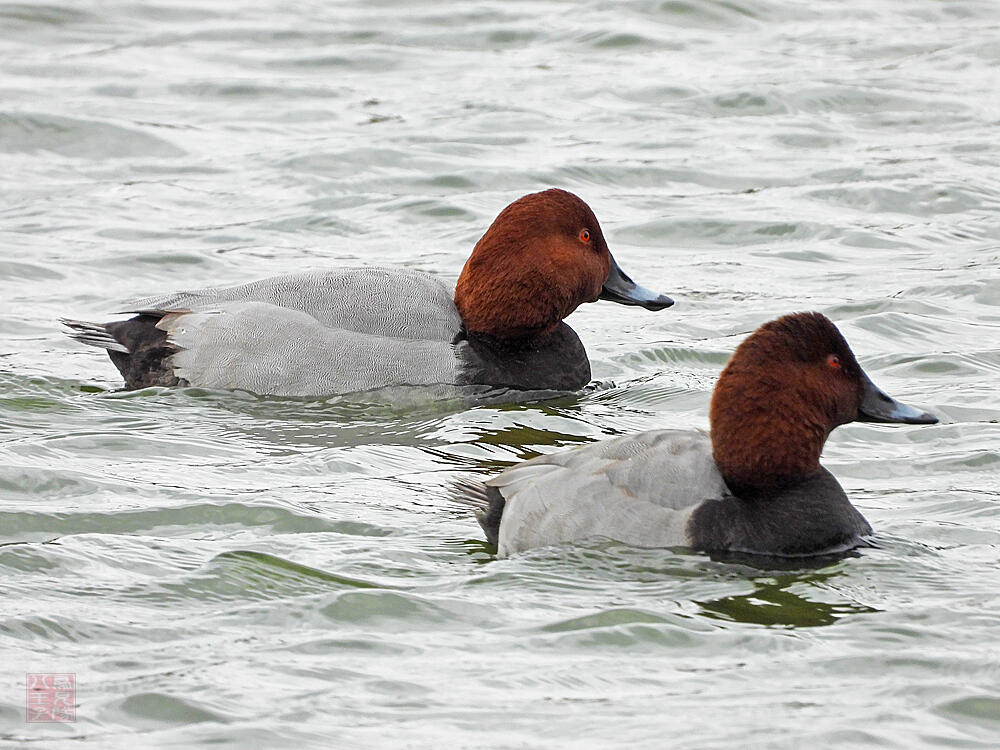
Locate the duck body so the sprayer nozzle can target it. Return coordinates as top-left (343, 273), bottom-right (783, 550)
top-left (64, 189), bottom-right (672, 398)
top-left (465, 429), bottom-right (871, 558)
top-left (459, 312), bottom-right (937, 559)
top-left (69, 267), bottom-right (590, 396)
top-left (471, 430), bottom-right (726, 556)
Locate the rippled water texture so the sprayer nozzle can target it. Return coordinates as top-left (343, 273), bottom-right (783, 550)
top-left (2, 1), bottom-right (999, 747)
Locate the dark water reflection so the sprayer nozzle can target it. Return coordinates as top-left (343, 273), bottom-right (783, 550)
top-left (696, 565), bottom-right (879, 628)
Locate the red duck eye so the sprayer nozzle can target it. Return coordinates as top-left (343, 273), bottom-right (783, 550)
top-left (579, 229), bottom-right (591, 243)
top-left (827, 354), bottom-right (841, 369)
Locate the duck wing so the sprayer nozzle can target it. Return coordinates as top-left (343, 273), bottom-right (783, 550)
top-left (482, 429), bottom-right (728, 556)
top-left (128, 267), bottom-right (462, 341)
top-left (68, 268), bottom-right (465, 395)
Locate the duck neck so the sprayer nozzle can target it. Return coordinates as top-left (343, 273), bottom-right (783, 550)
top-left (454, 257), bottom-right (572, 341)
top-left (710, 368), bottom-right (829, 494)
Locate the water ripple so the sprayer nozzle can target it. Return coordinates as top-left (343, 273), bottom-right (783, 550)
top-left (1, 0), bottom-right (998, 746)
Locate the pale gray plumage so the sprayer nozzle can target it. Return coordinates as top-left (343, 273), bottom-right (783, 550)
top-left (486, 429), bottom-right (728, 557)
top-left (129, 268), bottom-right (462, 340)
top-left (127, 268), bottom-right (465, 396)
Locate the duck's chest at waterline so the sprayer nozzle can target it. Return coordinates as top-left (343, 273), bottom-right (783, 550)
top-left (455, 323), bottom-right (591, 392)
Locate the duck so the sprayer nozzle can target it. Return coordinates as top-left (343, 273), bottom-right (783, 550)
top-left (62, 189), bottom-right (673, 398)
top-left (455, 312), bottom-right (938, 558)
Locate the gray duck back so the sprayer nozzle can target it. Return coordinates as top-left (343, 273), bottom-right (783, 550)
top-left (132, 268), bottom-right (465, 396)
top-left (489, 429), bottom-right (729, 556)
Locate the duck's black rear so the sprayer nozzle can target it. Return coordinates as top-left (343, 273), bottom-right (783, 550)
top-left (63, 314), bottom-right (180, 389)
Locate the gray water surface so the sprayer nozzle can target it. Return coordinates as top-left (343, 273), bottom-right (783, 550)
top-left (2, 1), bottom-right (999, 747)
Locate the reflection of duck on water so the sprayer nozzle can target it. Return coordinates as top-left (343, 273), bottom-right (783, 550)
top-left (697, 566), bottom-right (879, 628)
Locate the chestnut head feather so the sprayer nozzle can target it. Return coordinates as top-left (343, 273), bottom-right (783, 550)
top-left (711, 313), bottom-right (877, 493)
top-left (454, 189), bottom-right (614, 340)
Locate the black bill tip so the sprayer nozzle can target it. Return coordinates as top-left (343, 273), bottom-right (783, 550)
top-left (600, 253), bottom-right (674, 311)
top-left (858, 374), bottom-right (938, 424)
